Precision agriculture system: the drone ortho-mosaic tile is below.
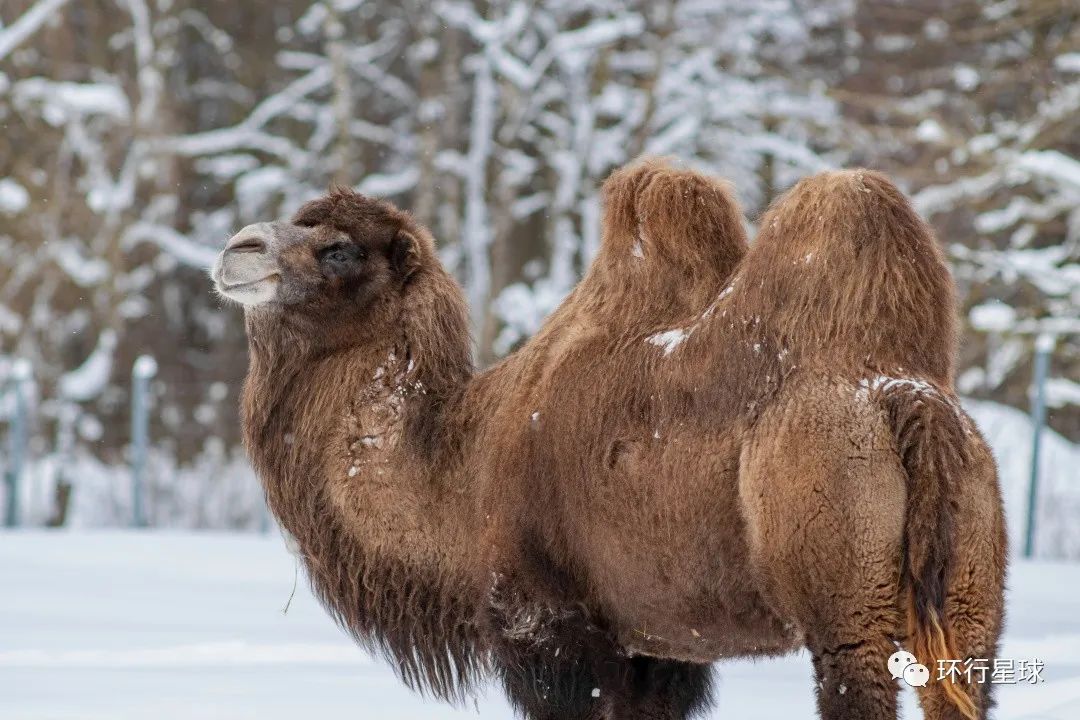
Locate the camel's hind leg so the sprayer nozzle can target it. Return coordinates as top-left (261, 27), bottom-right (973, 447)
top-left (915, 431), bottom-right (1007, 720)
top-left (739, 379), bottom-right (908, 720)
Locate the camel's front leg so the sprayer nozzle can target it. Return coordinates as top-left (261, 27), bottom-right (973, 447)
top-left (485, 575), bottom-right (710, 720)
top-left (493, 633), bottom-right (711, 720)
top-left (485, 571), bottom-right (618, 720)
top-left (603, 657), bottom-right (713, 720)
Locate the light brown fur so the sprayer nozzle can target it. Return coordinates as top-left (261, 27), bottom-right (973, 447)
top-left (218, 162), bottom-right (1006, 720)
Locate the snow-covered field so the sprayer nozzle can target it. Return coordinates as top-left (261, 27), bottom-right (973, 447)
top-left (0, 532), bottom-right (1078, 719)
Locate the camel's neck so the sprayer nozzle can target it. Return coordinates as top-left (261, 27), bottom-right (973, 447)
top-left (241, 323), bottom-right (483, 699)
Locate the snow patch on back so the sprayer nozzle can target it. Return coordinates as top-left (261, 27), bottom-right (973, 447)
top-left (856, 374), bottom-right (965, 421)
top-left (647, 274), bottom-right (744, 357)
top-left (647, 328), bottom-right (691, 356)
top-left (717, 277), bottom-right (738, 301)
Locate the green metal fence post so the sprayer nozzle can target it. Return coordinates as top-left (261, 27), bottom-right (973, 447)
top-left (1023, 333), bottom-right (1055, 559)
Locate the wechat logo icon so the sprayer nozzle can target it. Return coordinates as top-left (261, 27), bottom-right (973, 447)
top-left (888, 649), bottom-right (930, 688)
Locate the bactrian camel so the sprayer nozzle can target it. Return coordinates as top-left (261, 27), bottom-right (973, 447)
top-left (213, 159), bottom-right (1006, 720)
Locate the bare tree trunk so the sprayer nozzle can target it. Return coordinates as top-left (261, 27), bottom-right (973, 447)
top-left (325, 1), bottom-right (355, 184)
top-left (631, 0), bottom-right (676, 157)
top-left (478, 172), bottom-right (517, 365)
top-left (761, 114), bottom-right (778, 208)
top-left (408, 6), bottom-right (441, 228)
top-left (437, 27), bottom-right (464, 253)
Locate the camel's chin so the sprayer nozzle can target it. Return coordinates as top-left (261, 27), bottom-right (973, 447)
top-left (216, 276), bottom-right (280, 307)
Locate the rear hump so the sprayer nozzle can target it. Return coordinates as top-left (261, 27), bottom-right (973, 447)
top-left (731, 170), bottom-right (957, 384)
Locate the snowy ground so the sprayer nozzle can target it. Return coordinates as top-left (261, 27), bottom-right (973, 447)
top-left (0, 532), bottom-right (1078, 719)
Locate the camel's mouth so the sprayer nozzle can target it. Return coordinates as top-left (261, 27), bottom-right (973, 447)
top-left (213, 221), bottom-right (289, 307)
top-left (214, 274), bottom-right (281, 306)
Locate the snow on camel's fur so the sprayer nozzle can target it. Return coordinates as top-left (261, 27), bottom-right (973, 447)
top-left (215, 160), bottom-right (1005, 720)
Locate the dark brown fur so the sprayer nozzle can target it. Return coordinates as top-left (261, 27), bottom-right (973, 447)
top-left (239, 195), bottom-right (481, 699)
top-left (222, 163), bottom-right (1006, 720)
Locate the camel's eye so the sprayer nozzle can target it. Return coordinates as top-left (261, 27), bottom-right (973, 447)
top-left (326, 248), bottom-right (349, 264)
top-left (319, 243), bottom-right (366, 267)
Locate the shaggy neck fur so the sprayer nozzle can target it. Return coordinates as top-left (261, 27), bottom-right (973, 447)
top-left (240, 265), bottom-right (483, 700)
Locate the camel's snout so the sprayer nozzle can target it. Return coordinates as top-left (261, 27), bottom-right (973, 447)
top-left (225, 233), bottom-right (266, 255)
top-left (213, 222), bottom-right (282, 307)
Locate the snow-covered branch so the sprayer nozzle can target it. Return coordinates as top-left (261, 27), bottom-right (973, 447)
top-left (0, 0), bottom-right (71, 61)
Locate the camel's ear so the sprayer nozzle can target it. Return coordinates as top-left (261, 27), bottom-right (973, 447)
top-left (389, 229), bottom-right (422, 283)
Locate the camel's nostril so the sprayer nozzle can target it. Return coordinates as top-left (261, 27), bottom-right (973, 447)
top-left (228, 237), bottom-right (266, 254)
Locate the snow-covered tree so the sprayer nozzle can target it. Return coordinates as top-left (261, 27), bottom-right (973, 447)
top-left (834, 0), bottom-right (1080, 439)
top-left (1, 0), bottom-right (1077, 529)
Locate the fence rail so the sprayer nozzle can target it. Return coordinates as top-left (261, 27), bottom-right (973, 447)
top-left (0, 338), bottom-right (1073, 547)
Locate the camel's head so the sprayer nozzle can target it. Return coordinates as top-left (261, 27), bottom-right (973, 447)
top-left (213, 188), bottom-right (428, 347)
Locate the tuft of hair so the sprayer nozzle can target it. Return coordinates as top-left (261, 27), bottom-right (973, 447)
top-left (905, 594), bottom-right (979, 720)
top-left (734, 169), bottom-right (957, 384)
top-left (294, 512), bottom-right (487, 703)
top-left (292, 186), bottom-right (439, 261)
top-left (879, 381), bottom-right (980, 720)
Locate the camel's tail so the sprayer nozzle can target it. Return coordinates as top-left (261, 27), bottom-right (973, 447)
top-left (878, 378), bottom-right (979, 720)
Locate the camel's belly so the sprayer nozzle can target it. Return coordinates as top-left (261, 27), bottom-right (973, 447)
top-left (558, 431), bottom-right (800, 661)
top-left (597, 557), bottom-right (803, 663)
top-left (571, 494), bottom-right (801, 661)
top-left (613, 600), bottom-right (802, 662)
